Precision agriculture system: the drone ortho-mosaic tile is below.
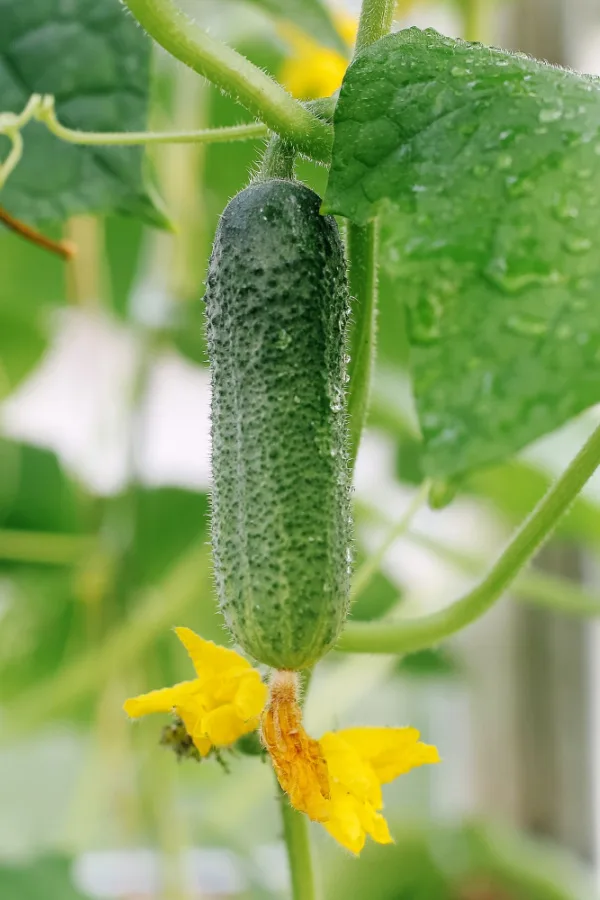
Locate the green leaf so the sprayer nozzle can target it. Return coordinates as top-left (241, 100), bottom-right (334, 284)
top-left (350, 563), bottom-right (400, 621)
top-left (396, 647), bottom-right (461, 678)
top-left (0, 311), bottom-right (46, 395)
top-left (0, 0), bottom-right (166, 227)
top-left (325, 28), bottom-right (600, 478)
top-left (244, 0), bottom-right (347, 54)
top-left (0, 857), bottom-right (90, 900)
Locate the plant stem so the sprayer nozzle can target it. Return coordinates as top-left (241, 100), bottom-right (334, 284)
top-left (0, 94), bottom-right (41, 189)
top-left (338, 421), bottom-right (600, 654)
top-left (354, 0), bottom-right (395, 55)
top-left (279, 786), bottom-right (317, 900)
top-left (122, 0), bottom-right (332, 161)
top-left (38, 95), bottom-right (268, 146)
top-left (0, 529), bottom-right (94, 564)
top-left (354, 499), bottom-right (600, 617)
top-left (347, 221), bottom-right (379, 465)
top-left (345, 0), bottom-right (394, 462)
top-left (351, 481), bottom-right (430, 599)
top-left (256, 136), bottom-right (296, 182)
top-left (462, 0), bottom-right (486, 43)
top-left (405, 528), bottom-right (600, 617)
top-left (0, 205), bottom-right (76, 260)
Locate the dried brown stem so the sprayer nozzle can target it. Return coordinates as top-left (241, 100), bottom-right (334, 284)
top-left (0, 205), bottom-right (76, 260)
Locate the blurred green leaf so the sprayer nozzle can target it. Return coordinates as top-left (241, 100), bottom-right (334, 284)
top-left (0, 311), bottom-right (45, 395)
top-left (0, 568), bottom-right (80, 703)
top-left (325, 28), bottom-right (600, 478)
top-left (349, 562), bottom-right (400, 622)
top-left (0, 226), bottom-right (65, 387)
top-left (128, 487), bottom-right (210, 586)
top-left (0, 445), bottom-right (81, 533)
top-left (0, 0), bottom-right (166, 227)
top-left (325, 824), bottom-right (452, 900)
top-left (397, 648), bottom-right (461, 678)
top-left (243, 0), bottom-right (347, 53)
top-left (0, 857), bottom-right (90, 900)
top-left (325, 822), bottom-right (598, 900)
top-left (104, 216), bottom-right (145, 318)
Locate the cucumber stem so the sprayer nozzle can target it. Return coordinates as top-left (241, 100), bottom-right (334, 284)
top-left (338, 420), bottom-right (600, 654)
top-left (354, 0), bottom-right (396, 55)
top-left (345, 0), bottom-right (395, 465)
top-left (347, 220), bottom-right (379, 466)
top-left (256, 137), bottom-right (296, 181)
top-left (121, 0), bottom-right (333, 161)
top-left (279, 786), bottom-right (318, 900)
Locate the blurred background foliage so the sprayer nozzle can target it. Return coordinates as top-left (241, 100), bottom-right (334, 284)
top-left (2, 0), bottom-right (600, 898)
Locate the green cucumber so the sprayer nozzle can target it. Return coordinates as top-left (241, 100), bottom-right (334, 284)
top-left (205, 178), bottom-right (351, 670)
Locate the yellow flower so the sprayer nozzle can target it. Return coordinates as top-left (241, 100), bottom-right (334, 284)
top-left (319, 727), bottom-right (440, 854)
top-left (278, 14), bottom-right (356, 100)
top-left (261, 674), bottom-right (440, 854)
top-left (125, 630), bottom-right (440, 856)
top-left (123, 627), bottom-right (268, 756)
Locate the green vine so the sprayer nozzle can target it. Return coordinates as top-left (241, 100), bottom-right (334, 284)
top-left (280, 788), bottom-right (318, 900)
top-left (347, 221), bottom-right (380, 465)
top-left (121, 0), bottom-right (333, 161)
top-left (339, 420), bottom-right (600, 654)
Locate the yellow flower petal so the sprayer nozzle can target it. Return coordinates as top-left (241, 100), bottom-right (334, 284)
top-left (174, 627), bottom-right (252, 678)
top-left (337, 726), bottom-right (440, 783)
top-left (319, 731), bottom-right (380, 805)
top-left (201, 704), bottom-right (256, 746)
top-left (176, 698), bottom-right (211, 755)
top-left (323, 791), bottom-right (367, 855)
top-left (123, 681), bottom-right (196, 718)
top-left (368, 810), bottom-right (393, 846)
top-left (234, 671), bottom-right (269, 720)
top-left (192, 734), bottom-right (213, 756)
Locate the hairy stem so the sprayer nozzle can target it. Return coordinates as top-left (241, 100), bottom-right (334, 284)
top-left (347, 221), bottom-right (379, 465)
top-left (355, 0), bottom-right (395, 54)
top-left (122, 0), bottom-right (332, 160)
top-left (279, 786), bottom-right (318, 900)
top-left (38, 95), bottom-right (268, 145)
top-left (338, 421), bottom-right (600, 654)
top-left (345, 0), bottom-right (394, 462)
top-left (256, 136), bottom-right (296, 181)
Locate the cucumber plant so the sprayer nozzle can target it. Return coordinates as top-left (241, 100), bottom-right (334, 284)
top-left (4, 0), bottom-right (600, 895)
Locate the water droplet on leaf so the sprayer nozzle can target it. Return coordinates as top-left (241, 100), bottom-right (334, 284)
top-left (505, 314), bottom-right (549, 336)
top-left (563, 236), bottom-right (592, 255)
top-left (539, 108), bottom-right (563, 123)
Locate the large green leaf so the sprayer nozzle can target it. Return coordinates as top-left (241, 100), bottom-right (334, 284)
top-left (325, 28), bottom-right (600, 478)
top-left (0, 0), bottom-right (166, 226)
top-left (244, 0), bottom-right (346, 53)
top-left (0, 857), bottom-right (90, 900)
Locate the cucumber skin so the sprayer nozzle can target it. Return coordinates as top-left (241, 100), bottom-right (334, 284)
top-left (205, 179), bottom-right (351, 670)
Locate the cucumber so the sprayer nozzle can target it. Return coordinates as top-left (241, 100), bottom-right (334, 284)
top-left (205, 178), bottom-right (351, 670)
